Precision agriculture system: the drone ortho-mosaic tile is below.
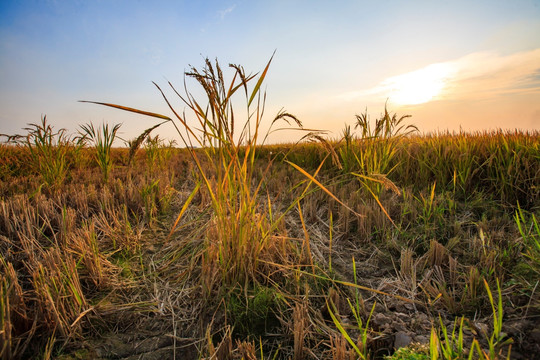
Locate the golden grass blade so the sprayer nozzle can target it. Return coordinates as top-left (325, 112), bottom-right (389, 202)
top-left (351, 173), bottom-right (397, 227)
top-left (297, 202), bottom-right (314, 272)
top-left (267, 192), bottom-right (273, 222)
top-left (70, 306), bottom-right (94, 328)
top-left (248, 51), bottom-right (275, 107)
top-left (79, 101), bottom-right (172, 121)
top-left (309, 269), bottom-right (419, 303)
top-left (363, 185), bottom-right (397, 227)
top-left (191, 152), bottom-right (218, 208)
top-left (225, 70), bottom-right (240, 100)
top-left (168, 182), bottom-right (201, 240)
top-left (286, 160), bottom-right (363, 218)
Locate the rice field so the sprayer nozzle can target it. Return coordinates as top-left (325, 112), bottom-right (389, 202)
top-left (1, 59), bottom-right (539, 359)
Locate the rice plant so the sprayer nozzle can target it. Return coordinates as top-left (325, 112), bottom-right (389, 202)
top-left (337, 107), bottom-right (417, 196)
top-left (78, 122), bottom-right (121, 182)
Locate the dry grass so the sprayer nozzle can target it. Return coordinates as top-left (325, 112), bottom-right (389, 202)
top-left (1, 129), bottom-right (538, 358)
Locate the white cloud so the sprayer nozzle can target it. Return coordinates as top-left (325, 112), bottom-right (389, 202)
top-left (218, 4), bottom-right (236, 19)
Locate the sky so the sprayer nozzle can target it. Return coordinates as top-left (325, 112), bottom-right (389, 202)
top-left (1, 0), bottom-right (539, 145)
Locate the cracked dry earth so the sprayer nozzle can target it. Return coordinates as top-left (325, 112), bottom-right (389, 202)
top-left (326, 239), bottom-right (540, 359)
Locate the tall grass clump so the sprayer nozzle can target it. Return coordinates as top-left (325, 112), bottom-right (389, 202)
top-left (10, 116), bottom-right (76, 188)
top-left (341, 107), bottom-right (417, 195)
top-left (82, 55), bottom-right (303, 294)
top-left (78, 122), bottom-right (121, 182)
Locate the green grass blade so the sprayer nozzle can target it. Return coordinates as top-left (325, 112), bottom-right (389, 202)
top-left (327, 300), bottom-right (363, 357)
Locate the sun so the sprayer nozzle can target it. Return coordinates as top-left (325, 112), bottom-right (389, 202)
top-left (382, 63), bottom-right (455, 106)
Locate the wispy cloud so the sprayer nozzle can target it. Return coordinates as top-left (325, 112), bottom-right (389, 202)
top-left (443, 49), bottom-right (540, 100)
top-left (340, 48), bottom-right (540, 105)
top-left (218, 4), bottom-right (236, 19)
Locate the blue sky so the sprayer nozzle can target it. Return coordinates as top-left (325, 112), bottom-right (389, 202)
top-left (1, 0), bottom-right (539, 144)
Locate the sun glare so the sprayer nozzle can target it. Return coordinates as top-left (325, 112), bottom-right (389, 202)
top-left (382, 63), bottom-right (455, 105)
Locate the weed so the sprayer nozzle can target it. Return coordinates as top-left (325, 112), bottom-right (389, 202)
top-left (427, 279), bottom-right (513, 359)
top-left (483, 279), bottom-right (512, 358)
top-left (327, 258), bottom-right (376, 360)
top-left (385, 343), bottom-right (430, 360)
